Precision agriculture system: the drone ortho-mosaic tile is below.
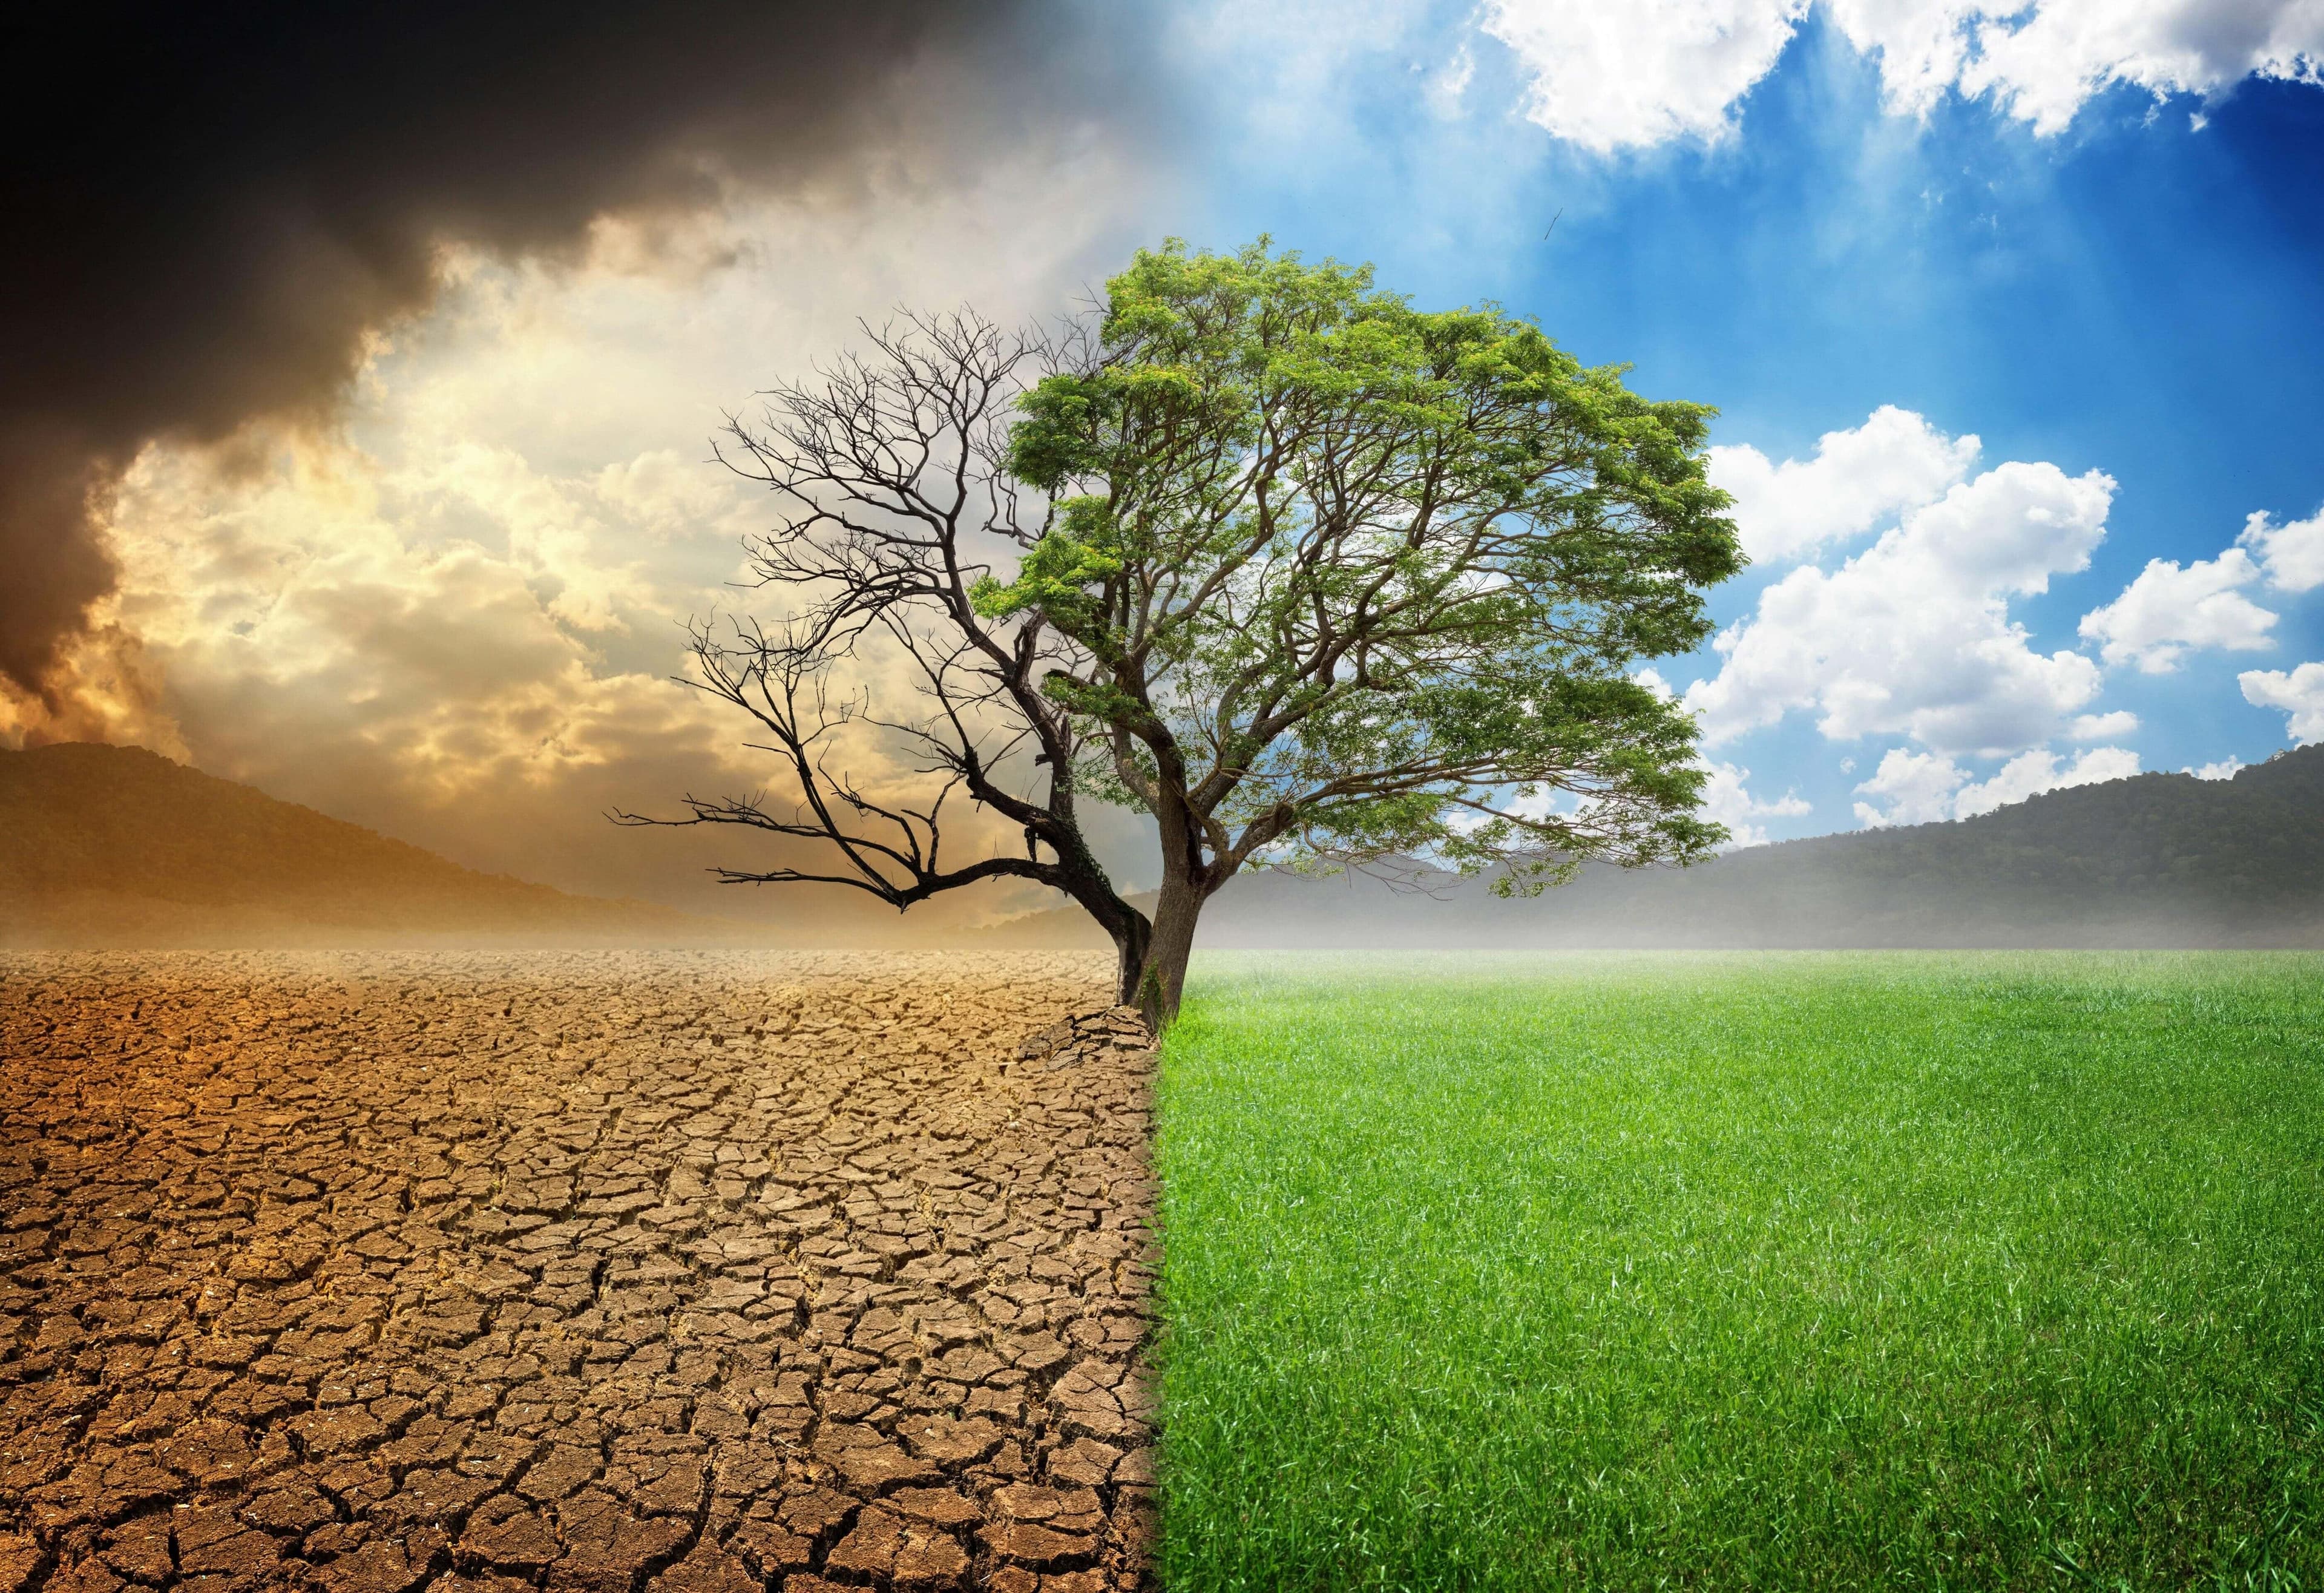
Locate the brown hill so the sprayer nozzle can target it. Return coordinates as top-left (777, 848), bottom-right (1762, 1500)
top-left (0, 742), bottom-right (760, 948)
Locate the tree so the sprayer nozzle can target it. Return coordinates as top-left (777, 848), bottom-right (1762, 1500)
top-left (619, 240), bottom-right (1744, 1028)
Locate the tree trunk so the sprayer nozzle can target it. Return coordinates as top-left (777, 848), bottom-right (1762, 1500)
top-left (1130, 873), bottom-right (1206, 1031)
top-left (1109, 910), bottom-right (1152, 1011)
top-left (1045, 833), bottom-right (1151, 1017)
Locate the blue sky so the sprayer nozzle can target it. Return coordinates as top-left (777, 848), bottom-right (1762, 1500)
top-left (1155, 4), bottom-right (2324, 839)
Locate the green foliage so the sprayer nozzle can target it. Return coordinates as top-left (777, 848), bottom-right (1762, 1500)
top-left (970, 495), bottom-right (1123, 644)
top-left (985, 238), bottom-right (1743, 882)
top-left (1158, 953), bottom-right (2324, 1589)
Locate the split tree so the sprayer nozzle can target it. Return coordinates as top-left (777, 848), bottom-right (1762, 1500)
top-left (620, 241), bottom-right (1744, 1028)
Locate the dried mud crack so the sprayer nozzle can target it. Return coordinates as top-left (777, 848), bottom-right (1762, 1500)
top-left (0, 951), bottom-right (1157, 1593)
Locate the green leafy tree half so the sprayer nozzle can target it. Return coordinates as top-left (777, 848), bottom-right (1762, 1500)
top-left (619, 240), bottom-right (1744, 1028)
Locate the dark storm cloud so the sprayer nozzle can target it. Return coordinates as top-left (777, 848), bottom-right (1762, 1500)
top-left (0, 0), bottom-right (1155, 709)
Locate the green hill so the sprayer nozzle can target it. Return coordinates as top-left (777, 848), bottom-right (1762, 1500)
top-left (993, 745), bottom-right (2324, 949)
top-left (0, 742), bottom-right (746, 948)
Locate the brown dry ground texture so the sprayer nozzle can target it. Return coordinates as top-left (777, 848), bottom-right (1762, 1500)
top-left (0, 952), bottom-right (1157, 1593)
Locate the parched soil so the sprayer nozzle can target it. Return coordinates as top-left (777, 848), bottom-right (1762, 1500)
top-left (0, 951), bottom-right (1155, 1593)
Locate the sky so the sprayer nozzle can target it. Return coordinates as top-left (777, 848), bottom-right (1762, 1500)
top-left (4, 0), bottom-right (2322, 922)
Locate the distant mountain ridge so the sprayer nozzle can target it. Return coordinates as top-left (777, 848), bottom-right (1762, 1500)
top-left (990, 745), bottom-right (2324, 949)
top-left (0, 743), bottom-right (753, 948)
top-left (9, 740), bottom-right (2320, 951)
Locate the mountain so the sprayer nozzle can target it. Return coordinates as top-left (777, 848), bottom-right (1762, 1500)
top-left (12, 740), bottom-right (2320, 953)
top-left (990, 746), bottom-right (2324, 950)
top-left (0, 743), bottom-right (758, 948)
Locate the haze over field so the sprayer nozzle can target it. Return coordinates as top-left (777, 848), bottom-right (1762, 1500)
top-left (10, 740), bottom-right (2321, 950)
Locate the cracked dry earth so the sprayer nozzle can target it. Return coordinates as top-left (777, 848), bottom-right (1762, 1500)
top-left (0, 951), bottom-right (1159, 1593)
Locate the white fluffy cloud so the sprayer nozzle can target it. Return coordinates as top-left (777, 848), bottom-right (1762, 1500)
top-left (2069, 709), bottom-right (2141, 738)
top-left (1708, 405), bottom-right (1982, 563)
top-left (1836, 0), bottom-right (2324, 134)
top-left (2241, 662), bottom-right (2324, 743)
top-left (2188, 755), bottom-right (2244, 779)
top-left (1479, 0), bottom-right (2324, 148)
top-left (2076, 547), bottom-right (2279, 671)
top-left (1852, 742), bottom-right (2140, 825)
top-left (2239, 505), bottom-right (2324, 593)
top-left (1850, 747), bottom-right (1969, 824)
top-left (2075, 499), bottom-right (2324, 671)
top-left (1699, 758), bottom-right (1813, 847)
top-left (1478, 0), bottom-right (1810, 150)
top-left (1954, 743), bottom-right (2141, 815)
top-left (1686, 453), bottom-right (2116, 754)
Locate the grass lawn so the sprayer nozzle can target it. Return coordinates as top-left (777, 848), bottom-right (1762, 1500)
top-left (1155, 953), bottom-right (2324, 1591)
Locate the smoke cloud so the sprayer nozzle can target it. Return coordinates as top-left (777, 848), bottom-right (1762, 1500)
top-left (0, 0), bottom-right (1149, 719)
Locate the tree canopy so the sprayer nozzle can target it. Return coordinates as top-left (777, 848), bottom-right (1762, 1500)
top-left (623, 239), bottom-right (1745, 1026)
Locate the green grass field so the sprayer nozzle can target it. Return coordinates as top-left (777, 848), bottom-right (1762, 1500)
top-left (1155, 953), bottom-right (2324, 1591)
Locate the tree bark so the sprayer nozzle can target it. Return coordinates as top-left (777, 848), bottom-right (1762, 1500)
top-left (1108, 910), bottom-right (1152, 1011)
top-left (1131, 872), bottom-right (1206, 1031)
